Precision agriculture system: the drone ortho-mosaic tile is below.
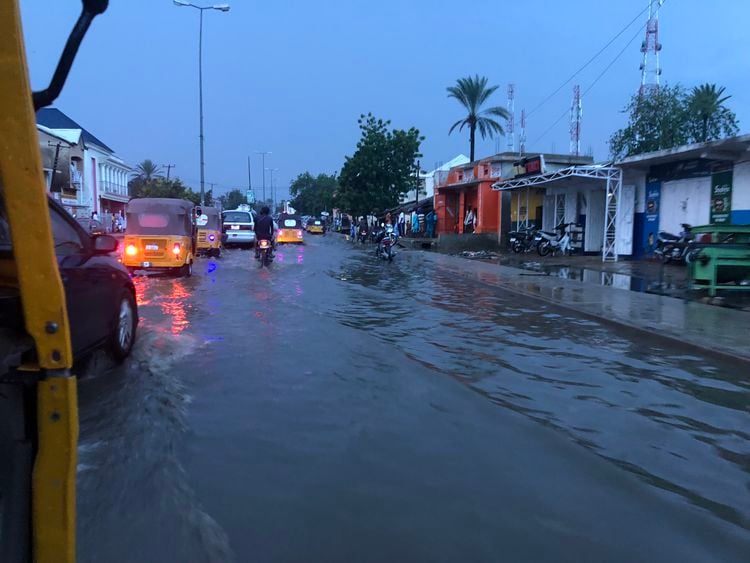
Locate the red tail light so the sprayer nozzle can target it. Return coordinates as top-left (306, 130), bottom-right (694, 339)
top-left (259, 240), bottom-right (270, 248)
top-left (172, 243), bottom-right (181, 255)
top-left (125, 244), bottom-right (138, 256)
top-left (297, 230), bottom-right (303, 237)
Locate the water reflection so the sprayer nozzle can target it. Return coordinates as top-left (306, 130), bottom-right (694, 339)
top-left (325, 251), bottom-right (750, 530)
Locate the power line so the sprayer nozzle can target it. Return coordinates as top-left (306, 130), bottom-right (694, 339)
top-left (525, 3), bottom-right (651, 121)
top-left (530, 2), bottom-right (666, 148)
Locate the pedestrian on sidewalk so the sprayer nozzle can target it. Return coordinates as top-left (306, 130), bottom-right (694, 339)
top-left (398, 211), bottom-right (406, 238)
top-left (411, 210), bottom-right (419, 236)
top-left (464, 208), bottom-right (474, 234)
top-left (426, 209), bottom-right (436, 238)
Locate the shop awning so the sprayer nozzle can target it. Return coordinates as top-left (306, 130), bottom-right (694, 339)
top-left (492, 164), bottom-right (624, 262)
top-left (99, 193), bottom-right (130, 204)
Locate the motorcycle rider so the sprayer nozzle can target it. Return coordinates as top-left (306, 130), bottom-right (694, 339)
top-left (358, 216), bottom-right (369, 242)
top-left (254, 206), bottom-right (275, 259)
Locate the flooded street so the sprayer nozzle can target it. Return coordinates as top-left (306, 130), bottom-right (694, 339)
top-left (76, 235), bottom-right (750, 562)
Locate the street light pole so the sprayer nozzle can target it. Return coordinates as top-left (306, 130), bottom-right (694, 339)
top-left (256, 151), bottom-right (271, 204)
top-left (266, 167), bottom-right (278, 211)
top-left (173, 1), bottom-right (231, 206)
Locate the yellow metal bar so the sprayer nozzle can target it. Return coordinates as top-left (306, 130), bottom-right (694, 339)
top-left (33, 378), bottom-right (79, 563)
top-left (0, 2), bottom-right (77, 562)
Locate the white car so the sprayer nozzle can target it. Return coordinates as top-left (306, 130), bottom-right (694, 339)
top-left (222, 210), bottom-right (256, 247)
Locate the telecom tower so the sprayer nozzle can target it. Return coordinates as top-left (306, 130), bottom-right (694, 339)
top-left (519, 109), bottom-right (526, 156)
top-left (569, 84), bottom-right (582, 156)
top-left (506, 84), bottom-right (515, 152)
top-left (639, 0), bottom-right (663, 96)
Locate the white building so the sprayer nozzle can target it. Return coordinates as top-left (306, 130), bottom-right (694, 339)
top-left (36, 108), bottom-right (131, 217)
top-left (401, 154), bottom-right (470, 204)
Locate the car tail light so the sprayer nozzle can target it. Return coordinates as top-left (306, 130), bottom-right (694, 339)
top-left (126, 244), bottom-right (138, 256)
top-left (173, 243), bottom-right (181, 255)
top-left (208, 234), bottom-right (216, 242)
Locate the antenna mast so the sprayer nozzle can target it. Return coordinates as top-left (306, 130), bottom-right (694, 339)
top-left (519, 109), bottom-right (526, 156)
top-left (506, 84), bottom-right (515, 152)
top-left (569, 84), bottom-right (582, 156)
top-left (639, 0), bottom-right (663, 96)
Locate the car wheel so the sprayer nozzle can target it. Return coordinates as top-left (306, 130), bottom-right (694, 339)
top-left (109, 290), bottom-right (137, 362)
top-left (180, 262), bottom-right (193, 277)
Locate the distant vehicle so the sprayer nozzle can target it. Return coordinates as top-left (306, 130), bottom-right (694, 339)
top-left (196, 206), bottom-right (222, 257)
top-left (76, 217), bottom-right (105, 236)
top-left (222, 209), bottom-right (256, 247)
top-left (307, 218), bottom-right (325, 234)
top-left (277, 215), bottom-right (305, 244)
top-left (0, 197), bottom-right (138, 362)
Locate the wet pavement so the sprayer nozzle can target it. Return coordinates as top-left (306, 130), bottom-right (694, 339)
top-left (76, 235), bottom-right (750, 562)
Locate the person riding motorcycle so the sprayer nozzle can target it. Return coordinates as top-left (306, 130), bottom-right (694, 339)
top-left (357, 216), bottom-right (369, 243)
top-left (254, 206), bottom-right (275, 259)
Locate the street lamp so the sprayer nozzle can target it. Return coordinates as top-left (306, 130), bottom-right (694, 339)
top-left (173, 0), bottom-right (231, 205)
top-left (266, 167), bottom-right (279, 211)
top-left (255, 151), bottom-right (271, 204)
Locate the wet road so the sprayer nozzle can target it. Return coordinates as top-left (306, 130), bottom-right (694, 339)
top-left (77, 235), bottom-right (750, 562)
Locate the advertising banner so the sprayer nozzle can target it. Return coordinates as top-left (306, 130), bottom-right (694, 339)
top-left (642, 181), bottom-right (661, 254)
top-left (710, 170), bottom-right (732, 224)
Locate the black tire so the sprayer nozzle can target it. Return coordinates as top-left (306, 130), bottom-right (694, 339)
top-left (537, 241), bottom-right (550, 257)
top-left (108, 290), bottom-right (137, 362)
top-left (512, 240), bottom-right (524, 254)
top-left (180, 261), bottom-right (193, 277)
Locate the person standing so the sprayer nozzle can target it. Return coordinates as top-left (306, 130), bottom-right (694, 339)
top-left (464, 208), bottom-right (474, 234)
top-left (411, 210), bottom-right (419, 236)
top-left (398, 211), bottom-right (406, 238)
top-left (425, 209), bottom-right (436, 238)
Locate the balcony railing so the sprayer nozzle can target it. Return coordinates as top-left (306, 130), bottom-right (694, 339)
top-left (100, 180), bottom-right (128, 196)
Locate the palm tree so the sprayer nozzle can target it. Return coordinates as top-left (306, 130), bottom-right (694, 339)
top-left (134, 159), bottom-right (163, 182)
top-left (687, 84), bottom-right (732, 143)
top-left (447, 75), bottom-right (510, 161)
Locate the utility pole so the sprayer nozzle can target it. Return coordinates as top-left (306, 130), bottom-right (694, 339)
top-left (164, 163), bottom-right (175, 180)
top-left (256, 151), bottom-right (271, 204)
top-left (266, 167), bottom-right (278, 210)
top-left (414, 160), bottom-right (420, 211)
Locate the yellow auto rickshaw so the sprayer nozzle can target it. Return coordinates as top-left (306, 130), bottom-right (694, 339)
top-left (277, 214), bottom-right (305, 244)
top-left (307, 217), bottom-right (325, 234)
top-left (123, 198), bottom-right (196, 276)
top-left (196, 206), bottom-right (222, 257)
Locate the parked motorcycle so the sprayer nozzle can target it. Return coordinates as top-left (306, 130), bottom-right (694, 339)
top-left (654, 224), bottom-right (695, 264)
top-left (375, 225), bottom-right (397, 261)
top-left (509, 226), bottom-right (538, 254)
top-left (536, 223), bottom-right (576, 257)
top-left (256, 239), bottom-right (273, 268)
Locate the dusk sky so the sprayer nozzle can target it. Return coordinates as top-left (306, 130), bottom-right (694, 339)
top-left (21, 0), bottom-right (750, 201)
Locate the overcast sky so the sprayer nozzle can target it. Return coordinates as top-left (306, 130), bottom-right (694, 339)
top-left (21, 0), bottom-right (750, 200)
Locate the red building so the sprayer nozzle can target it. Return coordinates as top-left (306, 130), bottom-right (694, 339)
top-left (434, 158), bottom-right (503, 235)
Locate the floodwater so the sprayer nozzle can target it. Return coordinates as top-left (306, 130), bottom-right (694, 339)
top-left (75, 235), bottom-right (750, 562)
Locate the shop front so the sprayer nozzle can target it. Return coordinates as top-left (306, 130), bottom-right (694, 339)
top-left (434, 160), bottom-right (501, 236)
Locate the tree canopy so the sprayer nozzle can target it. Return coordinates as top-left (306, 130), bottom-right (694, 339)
top-left (338, 113), bottom-right (423, 216)
top-left (447, 75), bottom-right (509, 162)
top-left (289, 172), bottom-right (338, 215)
top-left (609, 83), bottom-right (739, 160)
top-left (216, 189), bottom-right (246, 211)
top-left (128, 176), bottom-right (210, 206)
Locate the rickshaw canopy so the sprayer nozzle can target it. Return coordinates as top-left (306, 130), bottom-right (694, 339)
top-left (197, 206), bottom-right (221, 230)
top-left (126, 198), bottom-right (194, 236)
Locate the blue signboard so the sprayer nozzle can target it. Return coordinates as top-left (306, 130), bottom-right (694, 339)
top-left (642, 181), bottom-right (661, 255)
top-left (246, 190), bottom-right (255, 204)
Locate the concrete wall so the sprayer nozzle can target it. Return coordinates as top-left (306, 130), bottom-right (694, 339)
top-left (437, 232), bottom-right (499, 253)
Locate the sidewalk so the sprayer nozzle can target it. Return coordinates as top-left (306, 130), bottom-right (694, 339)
top-left (413, 250), bottom-right (750, 363)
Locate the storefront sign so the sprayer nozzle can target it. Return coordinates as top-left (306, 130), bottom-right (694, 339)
top-left (642, 181), bottom-right (661, 254)
top-left (710, 170), bottom-right (733, 224)
top-left (512, 155), bottom-right (546, 178)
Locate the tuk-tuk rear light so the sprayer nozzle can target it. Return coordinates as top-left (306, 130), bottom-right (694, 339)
top-left (297, 230), bottom-right (303, 237)
top-left (125, 244), bottom-right (138, 256)
top-left (278, 229), bottom-right (284, 237)
top-left (172, 243), bottom-right (181, 255)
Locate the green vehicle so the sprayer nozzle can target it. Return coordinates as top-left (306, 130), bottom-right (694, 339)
top-left (689, 225), bottom-right (750, 296)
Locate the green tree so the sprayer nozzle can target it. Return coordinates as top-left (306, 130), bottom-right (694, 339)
top-left (217, 189), bottom-right (246, 210)
top-left (128, 176), bottom-right (207, 205)
top-left (686, 84), bottom-right (739, 143)
top-left (289, 172), bottom-right (338, 215)
top-left (609, 85), bottom-right (689, 160)
top-left (134, 159), bottom-right (163, 182)
top-left (447, 75), bottom-right (509, 162)
top-left (338, 113), bottom-right (423, 216)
